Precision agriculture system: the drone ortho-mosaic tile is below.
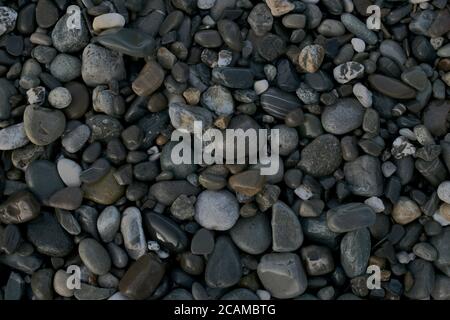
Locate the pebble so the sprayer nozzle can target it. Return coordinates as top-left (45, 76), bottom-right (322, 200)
top-left (257, 253), bottom-right (307, 299)
top-left (271, 201), bottom-right (303, 252)
top-left (368, 74), bottom-right (416, 99)
top-left (79, 238), bottom-right (111, 275)
top-left (298, 45), bottom-right (325, 73)
top-left (195, 190), bottom-right (239, 231)
top-left (322, 98), bottom-right (364, 135)
top-left (261, 88), bottom-right (301, 119)
top-left (327, 203), bottom-right (376, 233)
top-left (0, 123), bottom-right (29, 151)
top-left (191, 228), bottom-right (215, 255)
top-left (93, 13), bottom-right (126, 32)
top-left (229, 170), bottom-right (266, 197)
top-left (57, 158), bottom-right (81, 187)
top-left (48, 87), bottom-right (72, 109)
top-left (340, 228), bottom-right (371, 278)
top-left (81, 44), bottom-right (126, 87)
top-left (230, 214), bottom-right (271, 255)
top-left (144, 212), bottom-right (188, 253)
top-left (82, 168), bottom-right (125, 205)
top-left (201, 85), bottom-right (234, 116)
top-left (352, 83), bottom-right (372, 108)
top-left (299, 134), bottom-right (342, 177)
top-left (247, 4), bottom-right (273, 36)
top-left (351, 38), bottom-right (366, 53)
top-left (120, 207), bottom-right (147, 260)
top-left (48, 187), bottom-right (83, 210)
top-left (205, 236), bottom-right (242, 288)
top-left (97, 206), bottom-right (121, 243)
top-left (97, 28), bottom-right (156, 58)
top-left (341, 13), bottom-right (378, 45)
top-left (0, 7), bottom-right (17, 36)
top-left (25, 160), bottom-right (65, 201)
top-left (265, 0), bottom-right (295, 16)
top-left (437, 181), bottom-right (450, 204)
top-left (61, 124), bottom-right (91, 153)
top-left (0, 191), bottom-right (40, 224)
top-left (119, 254), bottom-right (165, 300)
top-left (333, 62), bottom-right (365, 84)
top-left (300, 245), bottom-right (334, 276)
top-left (51, 7), bottom-right (89, 53)
top-left (344, 155), bottom-right (383, 197)
top-left (392, 197), bottom-right (422, 225)
top-left (50, 54), bottom-right (81, 82)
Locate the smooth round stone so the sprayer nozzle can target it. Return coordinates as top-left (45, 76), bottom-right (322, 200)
top-left (257, 253), bottom-right (307, 299)
top-left (64, 82), bottom-right (90, 119)
top-left (48, 187), bottom-right (83, 210)
top-left (96, 28), bottom-right (156, 58)
top-left (217, 20), bottom-right (242, 52)
top-left (55, 209), bottom-right (81, 235)
top-left (344, 155), bottom-right (383, 197)
top-left (36, 0), bottom-right (58, 28)
top-left (368, 74), bottom-right (416, 99)
top-left (380, 40), bottom-right (406, 66)
top-left (144, 212), bottom-right (188, 253)
top-left (53, 270), bottom-right (74, 297)
top-left (260, 88), bottom-right (301, 119)
top-left (321, 98), bottom-right (364, 135)
top-left (119, 254), bottom-right (165, 300)
top-left (205, 236), bottom-right (242, 288)
top-left (51, 9), bottom-right (90, 53)
top-left (257, 33), bottom-right (286, 61)
top-left (24, 105), bottom-right (66, 146)
top-left (353, 83), bottom-right (372, 108)
top-left (413, 242), bottom-right (438, 262)
top-left (50, 54), bottom-right (82, 82)
top-left (298, 45), bottom-right (324, 73)
top-left (401, 66), bottom-right (429, 91)
top-left (299, 134), bottom-right (342, 177)
top-left (82, 44), bottom-right (126, 87)
top-left (26, 212), bottom-right (73, 257)
top-left (107, 243), bottom-right (128, 269)
top-left (230, 214), bottom-right (271, 255)
top-left (327, 203), bottom-right (376, 233)
top-left (31, 269), bottom-right (54, 300)
top-left (82, 169), bottom-right (125, 205)
top-left (57, 158), bottom-right (81, 187)
top-left (305, 70), bottom-right (333, 92)
top-left (0, 123), bottom-right (29, 150)
top-left (437, 181), bottom-right (450, 204)
top-left (300, 245), bottom-right (334, 276)
top-left (150, 180), bottom-right (200, 206)
top-left (333, 61), bottom-right (365, 84)
top-left (97, 206), bottom-right (120, 243)
top-left (0, 191), bottom-right (40, 224)
top-left (93, 13), bottom-right (125, 32)
top-left (229, 170), bottom-right (266, 197)
top-left (195, 190), bottom-right (239, 231)
top-left (247, 3), bottom-right (273, 36)
top-left (341, 13), bottom-right (378, 45)
top-left (351, 38), bottom-right (365, 53)
top-left (25, 160), bottom-right (65, 201)
top-left (194, 30), bottom-right (222, 48)
top-left (340, 228), bottom-right (371, 278)
top-left (62, 124), bottom-right (90, 153)
top-left (201, 85), bottom-right (234, 116)
top-left (271, 201), bottom-right (303, 252)
top-left (191, 228), bottom-right (215, 255)
top-left (120, 207), bottom-right (147, 260)
top-left (392, 197), bottom-right (422, 225)
top-left (48, 87), bottom-right (72, 109)
top-left (79, 238), bottom-right (111, 276)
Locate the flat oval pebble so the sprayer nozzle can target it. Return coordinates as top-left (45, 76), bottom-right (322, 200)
top-left (195, 190), bottom-right (239, 231)
top-left (79, 238), bottom-right (111, 275)
top-left (321, 98), bottom-right (364, 135)
top-left (327, 203), bottom-right (376, 233)
top-left (0, 123), bottom-right (29, 151)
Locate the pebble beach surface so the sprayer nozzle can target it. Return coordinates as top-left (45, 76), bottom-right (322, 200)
top-left (0, 0), bottom-right (449, 301)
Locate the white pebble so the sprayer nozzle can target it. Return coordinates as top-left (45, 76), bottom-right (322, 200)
top-left (48, 87), bottom-right (72, 109)
top-left (352, 82), bottom-right (372, 108)
top-left (157, 249), bottom-right (170, 259)
top-left (431, 37), bottom-right (444, 50)
top-left (351, 38), bottom-right (366, 53)
top-left (147, 241), bottom-right (160, 251)
top-left (391, 136), bottom-right (416, 159)
top-left (295, 185), bottom-right (313, 200)
top-left (437, 181), bottom-right (450, 204)
top-left (93, 13), bottom-right (125, 32)
top-left (57, 158), bottom-right (82, 187)
top-left (364, 197), bottom-right (385, 213)
top-left (254, 79), bottom-right (269, 95)
top-left (396, 251), bottom-right (416, 264)
top-left (26, 86), bottom-right (45, 105)
top-left (218, 50), bottom-right (232, 67)
top-left (197, 0), bottom-right (216, 10)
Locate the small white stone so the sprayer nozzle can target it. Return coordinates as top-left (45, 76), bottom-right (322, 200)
top-left (92, 13), bottom-right (125, 32)
top-left (295, 185), bottom-right (313, 200)
top-left (48, 87), bottom-right (72, 109)
top-left (26, 86), bottom-right (46, 105)
top-left (57, 158), bottom-right (82, 187)
top-left (254, 79), bottom-right (269, 95)
top-left (364, 197), bottom-right (385, 213)
top-left (157, 249), bottom-right (170, 259)
top-left (218, 50), bottom-right (232, 67)
top-left (256, 290), bottom-right (271, 300)
top-left (430, 37), bottom-right (444, 50)
top-left (437, 181), bottom-right (450, 204)
top-left (433, 211), bottom-right (450, 226)
top-left (396, 251), bottom-right (416, 264)
top-left (391, 136), bottom-right (416, 159)
top-left (352, 82), bottom-right (372, 108)
top-left (197, 0), bottom-right (216, 9)
top-left (381, 161), bottom-right (397, 178)
top-left (351, 38), bottom-right (366, 53)
top-left (147, 240), bottom-right (160, 251)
